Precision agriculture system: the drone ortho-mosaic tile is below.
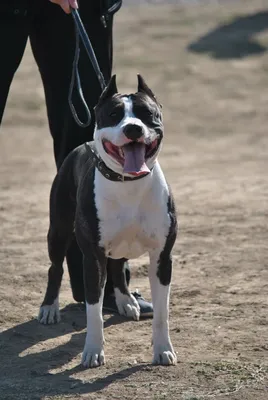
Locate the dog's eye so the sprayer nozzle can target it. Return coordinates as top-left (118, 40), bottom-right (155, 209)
top-left (109, 112), bottom-right (117, 118)
top-left (145, 109), bottom-right (153, 116)
top-left (140, 109), bottom-right (153, 118)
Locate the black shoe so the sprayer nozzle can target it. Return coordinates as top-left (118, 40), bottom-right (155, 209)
top-left (103, 290), bottom-right (153, 318)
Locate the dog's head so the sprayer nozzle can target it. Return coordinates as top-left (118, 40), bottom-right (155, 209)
top-left (94, 75), bottom-right (163, 177)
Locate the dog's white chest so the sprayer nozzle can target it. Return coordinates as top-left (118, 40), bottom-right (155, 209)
top-left (105, 212), bottom-right (158, 259)
top-left (94, 164), bottom-right (170, 259)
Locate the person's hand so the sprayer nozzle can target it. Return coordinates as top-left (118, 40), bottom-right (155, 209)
top-left (49, 0), bottom-right (78, 14)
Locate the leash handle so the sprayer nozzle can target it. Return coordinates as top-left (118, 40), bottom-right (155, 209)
top-left (68, 8), bottom-right (107, 128)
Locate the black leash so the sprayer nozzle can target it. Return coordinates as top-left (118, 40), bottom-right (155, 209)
top-left (68, 8), bottom-right (107, 128)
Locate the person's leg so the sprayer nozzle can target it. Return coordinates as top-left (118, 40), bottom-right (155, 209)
top-left (29, 1), bottom-right (79, 163)
top-left (0, 4), bottom-right (29, 125)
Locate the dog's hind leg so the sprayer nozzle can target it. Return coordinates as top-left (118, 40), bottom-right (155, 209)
top-left (109, 258), bottom-right (140, 321)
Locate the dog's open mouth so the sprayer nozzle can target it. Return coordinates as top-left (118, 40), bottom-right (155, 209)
top-left (103, 139), bottom-right (159, 176)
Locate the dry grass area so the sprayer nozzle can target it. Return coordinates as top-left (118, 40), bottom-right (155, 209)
top-left (0, 1), bottom-right (268, 399)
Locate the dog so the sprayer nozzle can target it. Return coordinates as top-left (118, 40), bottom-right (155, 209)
top-left (38, 75), bottom-right (178, 368)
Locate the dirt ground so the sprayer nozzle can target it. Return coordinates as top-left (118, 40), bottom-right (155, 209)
top-left (0, 1), bottom-right (267, 399)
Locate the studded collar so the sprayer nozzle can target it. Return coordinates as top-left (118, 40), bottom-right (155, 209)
top-left (85, 141), bottom-right (153, 182)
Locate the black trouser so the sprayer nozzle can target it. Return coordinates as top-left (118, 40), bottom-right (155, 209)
top-left (0, 0), bottom-right (129, 299)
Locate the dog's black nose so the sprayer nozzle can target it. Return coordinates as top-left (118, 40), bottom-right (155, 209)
top-left (123, 124), bottom-right (143, 141)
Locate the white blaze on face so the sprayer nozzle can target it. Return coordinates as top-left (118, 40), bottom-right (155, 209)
top-left (119, 96), bottom-right (150, 176)
top-left (122, 96), bottom-right (134, 118)
top-left (120, 96), bottom-right (145, 134)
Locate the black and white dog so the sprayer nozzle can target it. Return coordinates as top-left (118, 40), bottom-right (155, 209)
top-left (38, 75), bottom-right (178, 368)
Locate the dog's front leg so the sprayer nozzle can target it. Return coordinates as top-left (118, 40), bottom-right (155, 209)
top-left (38, 226), bottom-right (68, 324)
top-left (149, 246), bottom-right (177, 366)
top-left (81, 249), bottom-right (107, 368)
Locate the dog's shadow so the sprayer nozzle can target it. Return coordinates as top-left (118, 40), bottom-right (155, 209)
top-left (0, 304), bottom-right (149, 399)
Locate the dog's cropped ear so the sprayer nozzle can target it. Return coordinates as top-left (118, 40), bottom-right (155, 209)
top-left (97, 75), bottom-right (118, 106)
top-left (137, 74), bottom-right (161, 106)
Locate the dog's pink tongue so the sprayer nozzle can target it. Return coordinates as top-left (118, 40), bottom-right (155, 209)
top-left (123, 143), bottom-right (150, 176)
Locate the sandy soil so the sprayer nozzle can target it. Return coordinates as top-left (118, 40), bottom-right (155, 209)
top-left (0, 1), bottom-right (267, 399)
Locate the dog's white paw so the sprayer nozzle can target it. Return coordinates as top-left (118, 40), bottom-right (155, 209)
top-left (153, 341), bottom-right (177, 366)
top-left (81, 345), bottom-right (105, 368)
top-left (114, 289), bottom-right (140, 321)
top-left (38, 298), bottom-right (60, 324)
